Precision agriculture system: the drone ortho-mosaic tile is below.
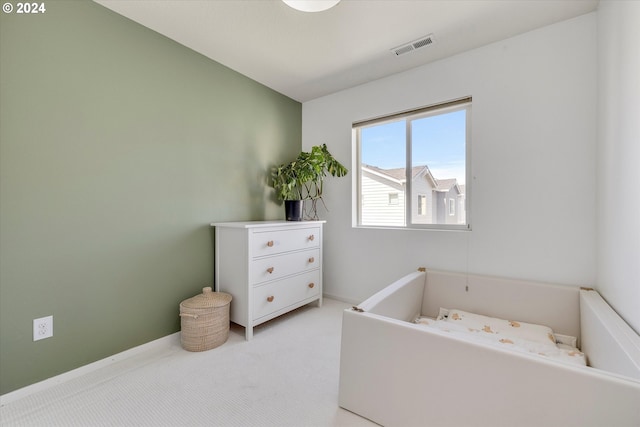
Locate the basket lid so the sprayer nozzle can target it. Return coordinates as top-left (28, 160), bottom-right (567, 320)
top-left (181, 287), bottom-right (232, 309)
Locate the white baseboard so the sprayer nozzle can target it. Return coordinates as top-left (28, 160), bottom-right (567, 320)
top-left (0, 332), bottom-right (180, 406)
top-left (323, 292), bottom-right (360, 305)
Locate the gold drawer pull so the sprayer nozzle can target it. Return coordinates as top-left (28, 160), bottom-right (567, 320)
top-left (308, 283), bottom-right (315, 289)
top-left (267, 240), bottom-right (274, 247)
top-left (308, 257), bottom-right (315, 263)
top-left (267, 267), bottom-right (274, 274)
top-left (267, 295), bottom-right (274, 302)
top-left (308, 235), bottom-right (315, 241)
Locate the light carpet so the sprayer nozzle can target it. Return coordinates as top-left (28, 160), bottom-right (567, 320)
top-left (1, 298), bottom-right (376, 427)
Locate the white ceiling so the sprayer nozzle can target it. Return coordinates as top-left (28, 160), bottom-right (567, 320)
top-left (94, 0), bottom-right (599, 102)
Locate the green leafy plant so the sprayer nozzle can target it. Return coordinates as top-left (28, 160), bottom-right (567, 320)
top-left (270, 144), bottom-right (348, 219)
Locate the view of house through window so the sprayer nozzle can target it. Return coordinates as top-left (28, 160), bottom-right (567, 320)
top-left (354, 98), bottom-right (471, 229)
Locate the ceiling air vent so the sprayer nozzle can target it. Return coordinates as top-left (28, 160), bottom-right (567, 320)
top-left (391, 34), bottom-right (435, 56)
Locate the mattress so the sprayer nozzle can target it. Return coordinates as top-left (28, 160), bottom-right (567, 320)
top-left (414, 308), bottom-right (586, 366)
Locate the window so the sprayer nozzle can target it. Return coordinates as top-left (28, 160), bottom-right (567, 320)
top-left (417, 194), bottom-right (427, 216)
top-left (354, 97), bottom-right (471, 230)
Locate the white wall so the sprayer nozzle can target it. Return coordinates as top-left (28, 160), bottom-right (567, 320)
top-left (597, 1), bottom-right (640, 334)
top-left (303, 13), bottom-right (597, 303)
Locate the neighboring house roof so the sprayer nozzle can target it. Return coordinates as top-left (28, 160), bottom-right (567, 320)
top-left (436, 178), bottom-right (457, 191)
top-left (363, 164), bottom-right (462, 193)
top-left (363, 164), bottom-right (406, 182)
top-left (435, 178), bottom-right (465, 195)
top-left (362, 164), bottom-right (405, 185)
top-left (381, 167), bottom-right (406, 181)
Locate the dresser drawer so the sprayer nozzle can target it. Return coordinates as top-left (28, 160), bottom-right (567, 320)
top-left (252, 270), bottom-right (321, 320)
top-left (250, 248), bottom-right (320, 284)
top-left (250, 227), bottom-right (320, 257)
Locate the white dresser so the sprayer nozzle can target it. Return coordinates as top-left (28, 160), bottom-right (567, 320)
top-left (212, 220), bottom-right (324, 340)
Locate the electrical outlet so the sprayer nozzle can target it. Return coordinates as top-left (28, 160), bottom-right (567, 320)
top-left (33, 315), bottom-right (53, 341)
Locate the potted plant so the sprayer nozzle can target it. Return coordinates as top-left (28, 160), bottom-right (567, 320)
top-left (270, 144), bottom-right (348, 221)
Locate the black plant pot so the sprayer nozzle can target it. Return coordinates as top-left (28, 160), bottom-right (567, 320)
top-left (285, 200), bottom-right (304, 221)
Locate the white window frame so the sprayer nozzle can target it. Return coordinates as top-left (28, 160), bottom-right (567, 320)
top-left (353, 97), bottom-right (471, 231)
top-left (449, 198), bottom-right (456, 216)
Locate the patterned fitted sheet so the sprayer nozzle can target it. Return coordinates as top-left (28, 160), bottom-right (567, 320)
top-left (414, 308), bottom-right (586, 366)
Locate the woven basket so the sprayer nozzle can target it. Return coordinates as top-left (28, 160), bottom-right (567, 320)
top-left (179, 287), bottom-right (232, 352)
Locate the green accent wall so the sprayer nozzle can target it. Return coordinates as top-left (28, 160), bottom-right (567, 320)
top-left (0, 1), bottom-right (301, 394)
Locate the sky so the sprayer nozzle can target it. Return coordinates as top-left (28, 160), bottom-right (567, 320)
top-left (360, 109), bottom-right (467, 183)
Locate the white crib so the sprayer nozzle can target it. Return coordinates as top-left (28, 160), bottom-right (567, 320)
top-left (339, 269), bottom-right (640, 427)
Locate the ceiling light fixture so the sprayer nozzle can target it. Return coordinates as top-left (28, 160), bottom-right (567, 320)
top-left (282, 0), bottom-right (340, 13)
